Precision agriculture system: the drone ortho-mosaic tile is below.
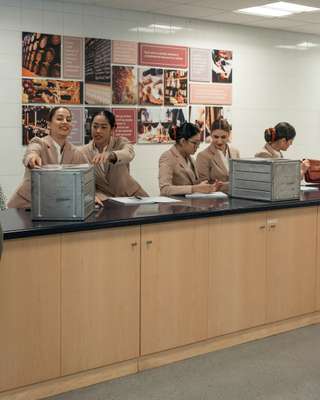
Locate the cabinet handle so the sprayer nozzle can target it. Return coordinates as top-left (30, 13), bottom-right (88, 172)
top-left (267, 219), bottom-right (278, 229)
top-left (146, 240), bottom-right (153, 245)
top-left (131, 242), bottom-right (138, 247)
top-left (259, 225), bottom-right (266, 230)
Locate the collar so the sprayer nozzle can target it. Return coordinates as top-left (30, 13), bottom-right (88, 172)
top-left (265, 143), bottom-right (282, 158)
top-left (92, 138), bottom-right (114, 153)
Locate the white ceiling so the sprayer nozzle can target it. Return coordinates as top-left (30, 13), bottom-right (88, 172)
top-left (56, 0), bottom-right (320, 35)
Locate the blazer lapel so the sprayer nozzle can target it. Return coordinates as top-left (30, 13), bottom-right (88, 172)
top-left (209, 144), bottom-right (228, 176)
top-left (171, 146), bottom-right (197, 184)
top-left (61, 141), bottom-right (75, 164)
top-left (44, 135), bottom-right (60, 163)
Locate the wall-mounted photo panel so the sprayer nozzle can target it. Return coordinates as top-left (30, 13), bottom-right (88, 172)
top-left (211, 49), bottom-right (233, 84)
top-left (139, 43), bottom-right (188, 69)
top-left (205, 106), bottom-right (232, 142)
top-left (189, 48), bottom-right (210, 82)
top-left (22, 32), bottom-right (61, 78)
top-left (138, 67), bottom-right (163, 106)
top-left (22, 105), bottom-right (51, 145)
top-left (189, 106), bottom-right (206, 141)
top-left (69, 107), bottom-right (84, 145)
top-left (112, 108), bottom-right (137, 144)
top-left (159, 107), bottom-right (188, 143)
top-left (22, 105), bottom-right (83, 146)
top-left (22, 78), bottom-right (83, 104)
top-left (137, 107), bottom-right (167, 144)
top-left (63, 36), bottom-right (84, 80)
top-left (189, 83), bottom-right (232, 105)
top-left (164, 69), bottom-right (188, 106)
top-left (161, 107), bottom-right (187, 126)
top-left (112, 40), bottom-right (138, 65)
top-left (112, 66), bottom-right (137, 105)
top-left (85, 38), bottom-right (111, 105)
top-left (84, 107), bottom-right (110, 144)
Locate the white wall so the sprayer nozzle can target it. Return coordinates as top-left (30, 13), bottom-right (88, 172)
top-left (1, 0), bottom-right (320, 197)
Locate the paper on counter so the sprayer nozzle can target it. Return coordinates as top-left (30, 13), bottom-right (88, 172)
top-left (185, 191), bottom-right (228, 199)
top-left (109, 196), bottom-right (181, 205)
top-left (300, 185), bottom-right (319, 191)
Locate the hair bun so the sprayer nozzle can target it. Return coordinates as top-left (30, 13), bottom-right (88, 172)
top-left (168, 125), bottom-right (177, 140)
top-left (264, 127), bottom-right (276, 143)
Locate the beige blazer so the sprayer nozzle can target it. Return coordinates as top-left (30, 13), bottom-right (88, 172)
top-left (255, 143), bottom-right (283, 159)
top-left (81, 137), bottom-right (147, 199)
top-left (159, 145), bottom-right (200, 196)
top-left (8, 135), bottom-right (87, 209)
top-left (196, 144), bottom-right (240, 192)
top-left (0, 223), bottom-right (2, 260)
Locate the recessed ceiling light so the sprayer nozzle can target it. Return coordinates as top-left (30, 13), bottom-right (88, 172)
top-left (129, 24), bottom-right (182, 34)
top-left (275, 41), bottom-right (319, 50)
top-left (268, 2), bottom-right (318, 13)
top-left (296, 41), bottom-right (319, 48)
top-left (129, 27), bottom-right (154, 33)
top-left (237, 2), bottom-right (319, 18)
top-left (150, 24), bottom-right (182, 30)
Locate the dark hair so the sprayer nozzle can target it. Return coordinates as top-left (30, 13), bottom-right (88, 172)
top-left (169, 122), bottom-right (200, 142)
top-left (211, 118), bottom-right (231, 133)
top-left (91, 110), bottom-right (116, 128)
top-left (48, 106), bottom-right (71, 121)
top-left (264, 122), bottom-right (296, 143)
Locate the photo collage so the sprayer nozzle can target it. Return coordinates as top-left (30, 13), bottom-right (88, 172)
top-left (22, 32), bottom-right (233, 145)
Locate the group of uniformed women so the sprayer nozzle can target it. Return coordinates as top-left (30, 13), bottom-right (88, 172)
top-left (6, 106), bottom-right (308, 209)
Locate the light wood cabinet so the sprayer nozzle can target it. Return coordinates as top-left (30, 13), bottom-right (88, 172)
top-left (317, 208), bottom-right (320, 310)
top-left (266, 207), bottom-right (317, 322)
top-left (61, 227), bottom-right (140, 375)
top-left (0, 205), bottom-right (319, 396)
top-left (208, 213), bottom-right (267, 337)
top-left (0, 236), bottom-right (60, 392)
top-left (141, 220), bottom-right (209, 355)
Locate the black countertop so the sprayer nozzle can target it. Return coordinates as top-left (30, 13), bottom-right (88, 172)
top-left (1, 190), bottom-right (320, 240)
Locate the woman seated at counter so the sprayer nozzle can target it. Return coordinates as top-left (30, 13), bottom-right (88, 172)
top-left (8, 106), bottom-right (87, 209)
top-left (255, 122), bottom-right (309, 175)
top-left (159, 122), bottom-right (223, 196)
top-left (80, 110), bottom-right (148, 200)
top-left (196, 119), bottom-right (240, 192)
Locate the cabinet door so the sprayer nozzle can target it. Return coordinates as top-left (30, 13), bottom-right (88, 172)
top-left (208, 213), bottom-right (267, 337)
top-left (317, 208), bottom-right (320, 310)
top-left (0, 236), bottom-right (60, 392)
top-left (61, 227), bottom-right (140, 375)
top-left (266, 207), bottom-right (317, 322)
top-left (141, 220), bottom-right (209, 355)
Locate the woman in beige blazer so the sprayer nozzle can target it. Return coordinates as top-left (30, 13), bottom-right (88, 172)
top-left (81, 110), bottom-right (147, 200)
top-left (159, 122), bottom-right (222, 196)
top-left (255, 122), bottom-right (309, 175)
top-left (196, 119), bottom-right (239, 192)
top-left (8, 106), bottom-right (87, 209)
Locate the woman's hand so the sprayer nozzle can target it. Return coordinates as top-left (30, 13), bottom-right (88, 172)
top-left (192, 180), bottom-right (222, 194)
top-left (95, 195), bottom-right (104, 207)
top-left (27, 154), bottom-right (42, 169)
top-left (92, 152), bottom-right (117, 165)
top-left (212, 180), bottom-right (224, 192)
top-left (301, 159), bottom-right (310, 175)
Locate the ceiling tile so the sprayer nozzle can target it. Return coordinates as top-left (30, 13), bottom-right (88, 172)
top-left (193, 0), bottom-right (271, 11)
top-left (203, 11), bottom-right (264, 24)
top-left (284, 23), bottom-right (320, 34)
top-left (45, 0), bottom-right (320, 35)
top-left (283, 11), bottom-right (320, 24)
top-left (151, 4), bottom-right (226, 17)
top-left (246, 18), bottom-right (305, 29)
